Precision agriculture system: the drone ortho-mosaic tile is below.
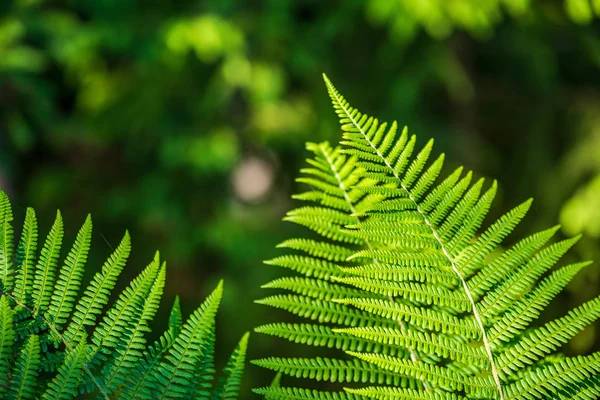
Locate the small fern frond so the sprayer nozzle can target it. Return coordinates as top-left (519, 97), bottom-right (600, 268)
top-left (13, 208), bottom-right (38, 305)
top-left (9, 334), bottom-right (41, 400)
top-left (0, 295), bottom-right (15, 396)
top-left (0, 190), bottom-right (15, 291)
top-left (41, 335), bottom-right (87, 400)
top-left (46, 214), bottom-right (92, 330)
top-left (32, 210), bottom-right (64, 316)
top-left (63, 231), bottom-right (131, 344)
top-left (254, 387), bottom-right (366, 400)
top-left (169, 295), bottom-right (183, 337)
top-left (101, 261), bottom-right (166, 392)
top-left (190, 323), bottom-right (217, 398)
top-left (253, 356), bottom-right (407, 385)
top-left (212, 332), bottom-right (250, 400)
top-left (89, 252), bottom-right (160, 364)
top-left (154, 281), bottom-right (223, 398)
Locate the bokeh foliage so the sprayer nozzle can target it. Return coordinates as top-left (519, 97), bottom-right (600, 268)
top-left (1, 0), bottom-right (600, 393)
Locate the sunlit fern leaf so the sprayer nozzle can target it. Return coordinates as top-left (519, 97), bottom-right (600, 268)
top-left (254, 387), bottom-right (367, 400)
top-left (321, 75), bottom-right (599, 398)
top-left (211, 332), bottom-right (250, 400)
top-left (346, 386), bottom-right (466, 399)
top-left (9, 334), bottom-right (41, 400)
top-left (255, 76), bottom-right (600, 399)
top-left (0, 188), bottom-right (248, 400)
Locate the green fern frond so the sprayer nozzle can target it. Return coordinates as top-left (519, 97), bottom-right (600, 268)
top-left (0, 189), bottom-right (248, 400)
top-left (100, 261), bottom-right (166, 392)
top-left (41, 335), bottom-right (87, 400)
top-left (46, 214), bottom-right (92, 330)
top-left (254, 387), bottom-right (367, 400)
top-left (253, 356), bottom-right (407, 385)
top-left (169, 295), bottom-right (183, 337)
top-left (0, 295), bottom-right (15, 396)
top-left (255, 75), bottom-right (600, 399)
top-left (63, 231), bottom-right (131, 344)
top-left (255, 322), bottom-right (403, 355)
top-left (345, 386), bottom-right (466, 399)
top-left (154, 281), bottom-right (223, 398)
top-left (9, 334), bottom-right (41, 400)
top-left (89, 252), bottom-right (160, 365)
top-left (212, 332), bottom-right (250, 400)
top-left (189, 323), bottom-right (217, 398)
top-left (32, 211), bottom-right (64, 316)
top-left (13, 207), bottom-right (38, 305)
top-left (0, 190), bottom-right (15, 291)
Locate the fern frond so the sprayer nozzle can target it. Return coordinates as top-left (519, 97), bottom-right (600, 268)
top-left (13, 207), bottom-right (38, 305)
top-left (41, 335), bottom-right (87, 400)
top-left (154, 281), bottom-right (223, 398)
top-left (333, 297), bottom-right (479, 338)
top-left (0, 190), bottom-right (14, 291)
top-left (254, 387), bottom-right (366, 400)
top-left (497, 295), bottom-right (600, 375)
top-left (89, 252), bottom-right (160, 365)
top-left (504, 354), bottom-right (600, 399)
top-left (211, 332), bottom-right (250, 400)
top-left (253, 356), bottom-right (407, 385)
top-left (256, 76), bottom-right (599, 399)
top-left (169, 295), bottom-right (183, 337)
top-left (120, 330), bottom-right (175, 399)
top-left (335, 326), bottom-right (489, 369)
top-left (101, 260), bottom-right (166, 392)
top-left (488, 261), bottom-right (592, 345)
top-left (32, 210), bottom-right (64, 315)
top-left (257, 293), bottom-right (392, 327)
top-left (63, 231), bottom-right (131, 344)
top-left (9, 334), bottom-right (41, 400)
top-left (345, 386), bottom-right (466, 399)
top-left (0, 188), bottom-right (247, 400)
top-left (0, 295), bottom-right (15, 396)
top-left (47, 215), bottom-right (92, 330)
top-left (256, 322), bottom-right (406, 355)
top-left (347, 351), bottom-right (495, 396)
top-left (196, 327), bottom-right (219, 398)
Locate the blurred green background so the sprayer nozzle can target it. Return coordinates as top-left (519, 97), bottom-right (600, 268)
top-left (2, 0), bottom-right (600, 395)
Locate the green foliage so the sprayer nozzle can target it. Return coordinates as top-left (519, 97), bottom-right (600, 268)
top-left (367, 0), bottom-right (600, 41)
top-left (254, 77), bottom-right (600, 399)
top-left (0, 189), bottom-right (248, 399)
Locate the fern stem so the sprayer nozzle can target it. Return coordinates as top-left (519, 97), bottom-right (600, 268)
top-left (318, 143), bottom-right (431, 392)
top-left (327, 87), bottom-right (505, 399)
